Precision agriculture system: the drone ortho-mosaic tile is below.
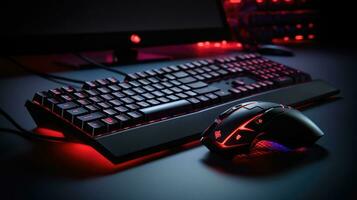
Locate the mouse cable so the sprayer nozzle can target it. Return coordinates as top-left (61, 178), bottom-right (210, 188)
top-left (0, 106), bottom-right (68, 142)
top-left (4, 56), bottom-right (86, 85)
top-left (74, 53), bottom-right (128, 77)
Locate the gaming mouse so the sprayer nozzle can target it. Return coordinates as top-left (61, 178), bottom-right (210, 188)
top-left (201, 101), bottom-right (324, 155)
top-left (256, 44), bottom-right (294, 56)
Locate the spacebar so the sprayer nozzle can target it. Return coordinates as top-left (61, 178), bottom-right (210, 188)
top-left (140, 100), bottom-right (192, 121)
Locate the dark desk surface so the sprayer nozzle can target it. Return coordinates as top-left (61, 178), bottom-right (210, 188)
top-left (0, 46), bottom-right (356, 199)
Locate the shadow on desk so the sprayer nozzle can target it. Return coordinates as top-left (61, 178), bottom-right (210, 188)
top-left (201, 140), bottom-right (328, 178)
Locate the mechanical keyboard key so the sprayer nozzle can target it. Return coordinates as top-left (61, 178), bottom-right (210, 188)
top-left (214, 90), bottom-right (233, 101)
top-left (196, 95), bottom-right (211, 107)
top-left (84, 120), bottom-right (106, 136)
top-left (64, 107), bottom-right (88, 122)
top-left (188, 81), bottom-right (208, 89)
top-left (194, 86), bottom-right (220, 95)
top-left (33, 91), bottom-right (48, 105)
top-left (115, 114), bottom-right (131, 128)
top-left (127, 111), bottom-right (144, 124)
top-left (140, 99), bottom-right (191, 120)
top-left (74, 112), bottom-right (105, 129)
top-left (178, 76), bottom-right (196, 84)
top-left (187, 97), bottom-right (201, 108)
top-left (101, 117), bottom-right (120, 131)
top-left (54, 101), bottom-right (78, 116)
top-left (173, 71), bottom-right (189, 78)
top-left (274, 76), bottom-right (294, 86)
top-left (44, 98), bottom-right (61, 111)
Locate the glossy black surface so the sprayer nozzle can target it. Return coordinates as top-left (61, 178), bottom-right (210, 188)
top-left (0, 46), bottom-right (356, 199)
top-left (202, 101), bottom-right (324, 156)
top-left (257, 44), bottom-right (294, 57)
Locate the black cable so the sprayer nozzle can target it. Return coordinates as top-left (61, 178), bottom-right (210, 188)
top-left (75, 53), bottom-right (128, 76)
top-left (0, 107), bottom-right (67, 142)
top-left (4, 56), bottom-right (86, 85)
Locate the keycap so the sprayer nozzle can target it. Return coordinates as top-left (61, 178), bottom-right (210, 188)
top-left (97, 87), bottom-right (111, 94)
top-left (101, 117), bottom-right (120, 131)
top-left (74, 112), bottom-right (105, 128)
top-left (83, 81), bottom-right (97, 89)
top-left (115, 114), bottom-right (131, 128)
top-left (214, 90), bottom-right (233, 101)
top-left (54, 102), bottom-right (78, 115)
top-left (49, 89), bottom-right (62, 96)
top-left (188, 81), bottom-right (208, 89)
top-left (137, 101), bottom-right (150, 108)
top-left (33, 91), bottom-right (48, 105)
top-left (196, 95), bottom-right (211, 106)
top-left (173, 71), bottom-right (189, 78)
top-left (274, 76), bottom-right (294, 86)
top-left (44, 98), bottom-right (61, 111)
top-left (85, 104), bottom-right (100, 112)
top-left (109, 99), bottom-right (122, 106)
top-left (187, 97), bottom-right (201, 108)
top-left (126, 104), bottom-right (139, 110)
top-left (140, 99), bottom-right (191, 120)
top-left (61, 86), bottom-right (75, 93)
top-left (77, 99), bottom-right (91, 106)
top-left (103, 109), bottom-right (117, 116)
top-left (115, 106), bottom-right (129, 113)
top-left (194, 86), bottom-right (220, 94)
top-left (127, 111), bottom-right (144, 123)
top-left (96, 79), bottom-right (109, 86)
top-left (84, 120), bottom-right (106, 136)
top-left (60, 94), bottom-right (74, 101)
top-left (205, 93), bottom-right (220, 103)
top-left (178, 77), bottom-right (196, 84)
top-left (98, 102), bottom-right (111, 109)
top-left (64, 107), bottom-right (88, 122)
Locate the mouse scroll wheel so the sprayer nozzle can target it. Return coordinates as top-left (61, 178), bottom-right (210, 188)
top-left (218, 106), bottom-right (241, 120)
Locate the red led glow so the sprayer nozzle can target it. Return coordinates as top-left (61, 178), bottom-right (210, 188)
top-left (236, 42), bottom-right (243, 48)
top-left (308, 23), bottom-right (314, 28)
top-left (272, 0), bottom-right (279, 3)
top-left (283, 36), bottom-right (290, 41)
top-left (229, 0), bottom-right (242, 3)
top-left (295, 35), bottom-right (304, 41)
top-left (196, 41), bottom-right (243, 50)
top-left (214, 130), bottom-right (222, 139)
top-left (35, 128), bottom-right (65, 138)
top-left (30, 132), bottom-right (201, 176)
top-left (235, 134), bottom-right (242, 141)
top-left (130, 34), bottom-right (141, 44)
top-left (308, 34), bottom-right (315, 39)
top-left (217, 113), bottom-right (263, 149)
top-left (296, 24), bottom-right (302, 29)
top-left (256, 0), bottom-right (264, 4)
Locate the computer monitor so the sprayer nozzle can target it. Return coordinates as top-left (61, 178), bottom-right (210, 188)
top-left (0, 0), bottom-right (229, 54)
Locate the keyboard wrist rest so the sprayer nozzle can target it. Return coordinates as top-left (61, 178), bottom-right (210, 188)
top-left (26, 80), bottom-right (340, 162)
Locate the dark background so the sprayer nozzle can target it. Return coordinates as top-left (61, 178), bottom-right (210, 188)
top-left (319, 1), bottom-right (357, 47)
top-left (0, 1), bottom-right (357, 199)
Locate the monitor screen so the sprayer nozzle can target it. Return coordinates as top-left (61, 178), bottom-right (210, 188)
top-left (0, 0), bottom-right (229, 53)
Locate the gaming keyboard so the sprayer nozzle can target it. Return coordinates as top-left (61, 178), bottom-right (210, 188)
top-left (25, 53), bottom-right (339, 162)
